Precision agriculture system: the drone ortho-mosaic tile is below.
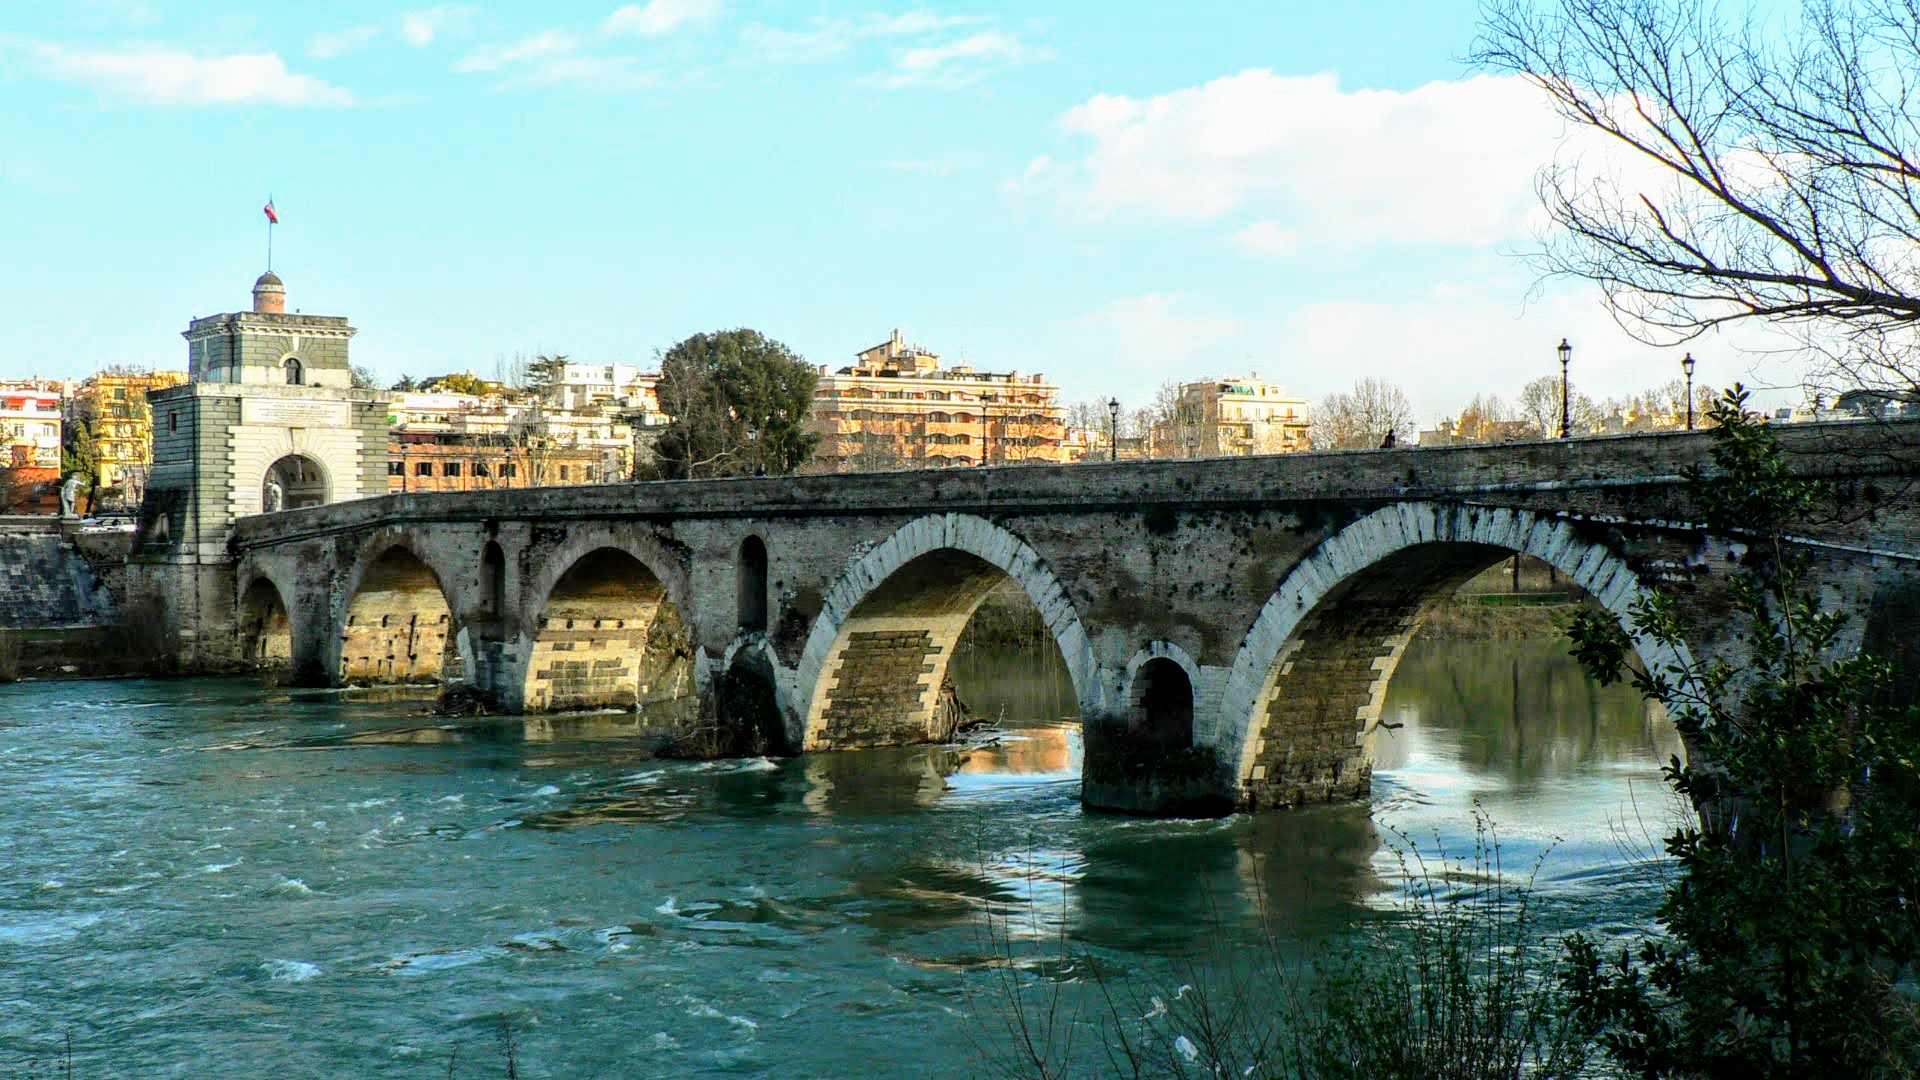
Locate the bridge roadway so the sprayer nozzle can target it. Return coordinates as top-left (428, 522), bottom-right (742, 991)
top-left (224, 420), bottom-right (1920, 814)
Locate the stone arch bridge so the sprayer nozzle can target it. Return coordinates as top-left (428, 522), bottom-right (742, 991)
top-left (224, 422), bottom-right (1920, 814)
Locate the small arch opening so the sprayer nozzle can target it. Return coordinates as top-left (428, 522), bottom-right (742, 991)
top-left (1130, 658), bottom-right (1194, 750)
top-left (481, 541), bottom-right (506, 623)
top-left (737, 535), bottom-right (769, 633)
top-left (282, 356), bottom-right (304, 385)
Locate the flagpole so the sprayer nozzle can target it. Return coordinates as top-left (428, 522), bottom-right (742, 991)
top-left (266, 195), bottom-right (274, 272)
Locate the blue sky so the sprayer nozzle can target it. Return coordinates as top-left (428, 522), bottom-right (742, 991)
top-left (0, 0), bottom-right (1801, 421)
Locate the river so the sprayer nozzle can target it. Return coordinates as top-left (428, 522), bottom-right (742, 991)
top-left (0, 632), bottom-right (1678, 1077)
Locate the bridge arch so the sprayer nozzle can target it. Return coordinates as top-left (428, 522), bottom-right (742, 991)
top-left (794, 513), bottom-right (1099, 751)
top-left (516, 528), bottom-right (692, 713)
top-left (1218, 502), bottom-right (1697, 811)
top-left (237, 573), bottom-right (293, 672)
top-left (336, 535), bottom-right (460, 685)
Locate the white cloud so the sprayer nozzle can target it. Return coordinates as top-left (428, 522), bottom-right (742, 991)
top-left (875, 28), bottom-right (1045, 89)
top-left (453, 29), bottom-right (672, 91)
top-left (605, 0), bottom-right (722, 37)
top-left (503, 55), bottom-right (668, 93)
top-left (454, 30), bottom-right (579, 74)
top-left (308, 25), bottom-right (380, 59)
top-left (1232, 220), bottom-right (1300, 258)
top-left (1069, 293), bottom-right (1253, 385)
top-left (1039, 69), bottom-right (1564, 249)
top-left (739, 12), bottom-right (989, 66)
top-left (35, 44), bottom-right (353, 106)
top-left (1279, 276), bottom-right (1809, 428)
top-left (400, 5), bottom-right (473, 47)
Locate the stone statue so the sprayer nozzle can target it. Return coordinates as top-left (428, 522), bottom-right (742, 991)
top-left (59, 473), bottom-right (81, 517)
top-left (263, 477), bottom-right (285, 513)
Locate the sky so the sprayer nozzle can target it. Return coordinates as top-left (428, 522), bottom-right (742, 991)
top-left (0, 0), bottom-right (1811, 424)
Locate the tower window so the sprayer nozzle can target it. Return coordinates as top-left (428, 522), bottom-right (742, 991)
top-left (283, 357), bottom-right (303, 385)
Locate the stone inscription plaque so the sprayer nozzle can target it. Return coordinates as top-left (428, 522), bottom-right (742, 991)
top-left (242, 398), bottom-right (350, 427)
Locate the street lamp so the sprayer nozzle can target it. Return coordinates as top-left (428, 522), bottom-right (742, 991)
top-left (1682, 352), bottom-right (1696, 430)
top-left (1557, 338), bottom-right (1573, 439)
top-left (1106, 396), bottom-right (1120, 462)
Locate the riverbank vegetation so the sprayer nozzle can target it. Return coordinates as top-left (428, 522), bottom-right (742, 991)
top-left (1558, 391), bottom-right (1920, 1075)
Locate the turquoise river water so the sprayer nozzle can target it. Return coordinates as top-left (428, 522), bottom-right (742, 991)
top-left (0, 634), bottom-right (1679, 1077)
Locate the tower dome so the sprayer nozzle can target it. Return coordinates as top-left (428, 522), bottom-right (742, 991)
top-left (252, 271), bottom-right (285, 314)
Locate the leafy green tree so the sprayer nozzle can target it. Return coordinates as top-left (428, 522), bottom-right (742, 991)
top-left (517, 353), bottom-right (569, 394)
top-left (651, 329), bottom-right (819, 478)
top-left (390, 375), bottom-right (419, 392)
top-left (426, 372), bottom-right (488, 396)
top-left (61, 396), bottom-right (97, 483)
top-left (1562, 388), bottom-right (1920, 1076)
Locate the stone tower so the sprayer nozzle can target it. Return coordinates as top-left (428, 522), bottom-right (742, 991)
top-left (134, 271), bottom-right (389, 664)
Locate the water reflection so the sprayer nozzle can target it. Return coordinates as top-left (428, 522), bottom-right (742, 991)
top-left (1377, 635), bottom-right (1681, 780)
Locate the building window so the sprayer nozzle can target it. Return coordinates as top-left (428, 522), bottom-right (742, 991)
top-left (443, 462), bottom-right (462, 477)
top-left (388, 461), bottom-right (404, 476)
top-left (501, 463), bottom-right (518, 478)
top-left (559, 465), bottom-right (570, 481)
top-left (283, 357), bottom-right (304, 385)
top-left (168, 412), bottom-right (178, 433)
top-left (415, 462), bottom-right (432, 476)
top-left (475, 461), bottom-right (491, 477)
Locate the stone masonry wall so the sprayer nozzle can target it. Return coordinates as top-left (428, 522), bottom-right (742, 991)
top-left (524, 610), bottom-right (655, 712)
top-left (814, 629), bottom-right (940, 748)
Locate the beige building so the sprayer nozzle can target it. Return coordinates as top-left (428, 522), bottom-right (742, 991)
top-left (1418, 416), bottom-right (1537, 446)
top-left (1158, 376), bottom-right (1310, 457)
top-left (387, 390), bottom-right (634, 492)
top-left (809, 329), bottom-right (1067, 470)
top-left (547, 362), bottom-right (669, 424)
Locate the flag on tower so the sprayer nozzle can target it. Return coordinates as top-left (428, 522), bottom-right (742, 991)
top-left (263, 199), bottom-right (279, 224)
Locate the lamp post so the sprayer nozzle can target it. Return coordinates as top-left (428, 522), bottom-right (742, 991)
top-left (1682, 352), bottom-right (1696, 430)
top-left (1107, 396), bottom-right (1120, 462)
top-left (1557, 338), bottom-right (1572, 439)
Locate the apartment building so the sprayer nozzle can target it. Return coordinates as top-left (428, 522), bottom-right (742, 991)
top-left (0, 385), bottom-right (63, 469)
top-left (809, 329), bottom-right (1067, 470)
top-left (74, 371), bottom-right (189, 501)
top-left (386, 391), bottom-right (632, 493)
